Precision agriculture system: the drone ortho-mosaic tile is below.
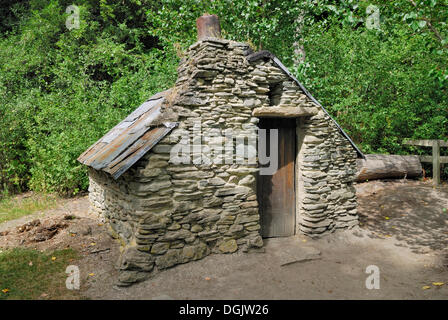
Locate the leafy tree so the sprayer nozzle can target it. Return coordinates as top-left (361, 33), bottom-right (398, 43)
top-left (0, 0), bottom-right (446, 195)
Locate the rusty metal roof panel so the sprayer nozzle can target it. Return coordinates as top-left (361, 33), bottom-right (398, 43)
top-left (77, 90), bottom-right (177, 179)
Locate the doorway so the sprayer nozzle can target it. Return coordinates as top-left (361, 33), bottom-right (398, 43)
top-left (257, 118), bottom-right (296, 237)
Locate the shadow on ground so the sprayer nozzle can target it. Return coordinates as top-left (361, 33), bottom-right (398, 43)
top-left (357, 180), bottom-right (448, 253)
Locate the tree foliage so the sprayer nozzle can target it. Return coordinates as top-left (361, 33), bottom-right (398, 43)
top-left (0, 0), bottom-right (178, 194)
top-left (0, 0), bottom-right (446, 195)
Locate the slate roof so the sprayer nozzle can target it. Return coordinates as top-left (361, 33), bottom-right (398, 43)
top-left (246, 50), bottom-right (364, 159)
top-left (77, 90), bottom-right (177, 179)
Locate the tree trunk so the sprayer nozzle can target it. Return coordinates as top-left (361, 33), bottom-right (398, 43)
top-left (356, 154), bottom-right (422, 182)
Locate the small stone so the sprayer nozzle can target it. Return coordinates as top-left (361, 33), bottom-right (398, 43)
top-left (215, 186), bottom-right (251, 197)
top-left (167, 223), bottom-right (181, 231)
top-left (228, 224), bottom-right (243, 234)
top-left (158, 229), bottom-right (191, 241)
top-left (203, 196), bottom-right (223, 208)
top-left (182, 242), bottom-right (209, 262)
top-left (130, 180), bottom-right (172, 194)
top-left (228, 176), bottom-right (239, 184)
top-left (240, 201), bottom-right (258, 209)
top-left (238, 175), bottom-right (255, 186)
top-left (208, 177), bottom-right (226, 186)
top-left (303, 203), bottom-right (328, 211)
top-left (155, 249), bottom-right (181, 269)
top-left (249, 235), bottom-right (263, 248)
top-left (245, 225), bottom-right (261, 231)
top-left (219, 239), bottom-right (238, 253)
top-left (151, 242), bottom-right (170, 255)
top-left (191, 224), bottom-right (203, 233)
top-left (137, 245), bottom-right (151, 252)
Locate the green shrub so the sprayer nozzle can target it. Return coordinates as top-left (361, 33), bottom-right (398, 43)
top-left (295, 23), bottom-right (448, 155)
top-left (0, 0), bottom-right (178, 195)
top-left (0, 0), bottom-right (446, 194)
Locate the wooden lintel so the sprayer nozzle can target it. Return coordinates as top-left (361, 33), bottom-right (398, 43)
top-left (252, 106), bottom-right (318, 118)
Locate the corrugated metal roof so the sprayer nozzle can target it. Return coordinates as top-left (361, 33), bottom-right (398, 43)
top-left (77, 90), bottom-right (177, 179)
top-left (246, 50), bottom-right (365, 159)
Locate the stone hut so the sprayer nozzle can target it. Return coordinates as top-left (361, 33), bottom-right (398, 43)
top-left (78, 14), bottom-right (364, 286)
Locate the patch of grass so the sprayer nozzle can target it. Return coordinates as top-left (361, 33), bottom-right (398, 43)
top-left (0, 248), bottom-right (82, 300)
top-left (0, 194), bottom-right (58, 224)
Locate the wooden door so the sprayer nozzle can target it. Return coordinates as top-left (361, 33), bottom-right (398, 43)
top-left (257, 118), bottom-right (296, 237)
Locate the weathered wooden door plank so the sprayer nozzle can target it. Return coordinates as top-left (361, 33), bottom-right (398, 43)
top-left (258, 118), bottom-right (296, 237)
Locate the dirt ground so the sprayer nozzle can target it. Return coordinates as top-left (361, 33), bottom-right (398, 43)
top-left (1, 179), bottom-right (448, 299)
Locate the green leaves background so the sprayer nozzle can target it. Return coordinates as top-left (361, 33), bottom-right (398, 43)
top-left (0, 0), bottom-right (446, 195)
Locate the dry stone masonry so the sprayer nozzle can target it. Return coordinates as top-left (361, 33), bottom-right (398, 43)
top-left (83, 16), bottom-right (360, 286)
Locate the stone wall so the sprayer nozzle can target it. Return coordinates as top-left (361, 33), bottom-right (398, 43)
top-left (297, 112), bottom-right (358, 236)
top-left (243, 56), bottom-right (358, 236)
top-left (87, 37), bottom-right (358, 285)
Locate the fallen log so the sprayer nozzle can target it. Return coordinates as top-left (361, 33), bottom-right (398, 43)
top-left (356, 154), bottom-right (422, 182)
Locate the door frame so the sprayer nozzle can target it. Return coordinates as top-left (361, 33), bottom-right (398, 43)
top-left (257, 117), bottom-right (298, 238)
top-left (295, 117), bottom-right (305, 236)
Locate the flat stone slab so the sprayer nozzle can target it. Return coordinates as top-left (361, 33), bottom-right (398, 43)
top-left (252, 106), bottom-right (318, 118)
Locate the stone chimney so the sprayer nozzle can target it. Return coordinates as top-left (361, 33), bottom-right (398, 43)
top-left (196, 14), bottom-right (222, 40)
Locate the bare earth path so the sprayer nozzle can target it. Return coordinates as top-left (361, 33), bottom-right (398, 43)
top-left (1, 180), bottom-right (447, 299)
